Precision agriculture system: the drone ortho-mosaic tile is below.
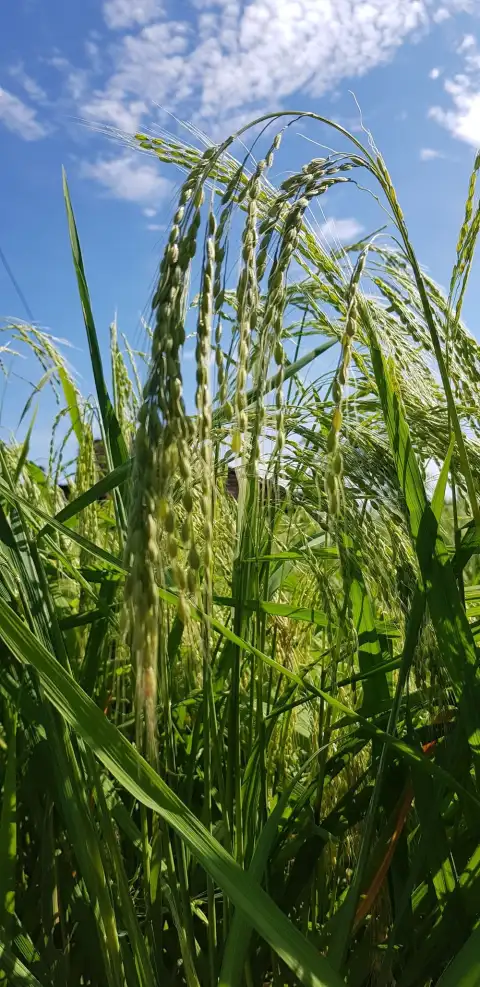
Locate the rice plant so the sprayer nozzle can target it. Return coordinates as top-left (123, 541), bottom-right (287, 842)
top-left (2, 113), bottom-right (480, 987)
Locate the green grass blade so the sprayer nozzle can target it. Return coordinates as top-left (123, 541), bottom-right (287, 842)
top-left (57, 364), bottom-right (83, 444)
top-left (44, 458), bottom-right (132, 531)
top-left (213, 341), bottom-right (336, 424)
top-left (0, 450), bottom-right (127, 987)
top-left (13, 410), bottom-right (37, 486)
top-left (327, 583), bottom-right (426, 972)
top-left (163, 585), bottom-right (476, 803)
top-left (454, 521), bottom-right (480, 575)
top-left (87, 751), bottom-right (157, 987)
top-left (0, 938), bottom-right (44, 987)
top-left (80, 579), bottom-right (119, 694)
top-left (436, 923), bottom-right (480, 987)
top-left (219, 752), bottom-right (320, 987)
top-left (0, 595), bottom-right (344, 987)
top-left (213, 597), bottom-right (330, 627)
top-left (0, 702), bottom-right (16, 937)
top-left (49, 726), bottom-right (127, 987)
top-left (0, 477), bottom-right (126, 573)
top-left (371, 151), bottom-right (480, 526)
top-left (62, 170), bottom-right (128, 472)
top-left (432, 433), bottom-right (455, 522)
top-left (364, 308), bottom-right (480, 769)
top-left (341, 533), bottom-right (390, 713)
top-left (246, 339), bottom-right (336, 408)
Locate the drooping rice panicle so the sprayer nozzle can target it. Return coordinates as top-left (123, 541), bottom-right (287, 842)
top-left (124, 157), bottom-right (212, 758)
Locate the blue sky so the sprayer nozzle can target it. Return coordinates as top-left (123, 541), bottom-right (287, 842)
top-left (1, 0), bottom-right (480, 459)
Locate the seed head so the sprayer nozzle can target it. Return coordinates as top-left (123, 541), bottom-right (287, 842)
top-left (332, 407), bottom-right (343, 433)
top-left (177, 593), bottom-right (190, 623)
top-left (188, 544), bottom-right (201, 571)
top-left (327, 427), bottom-right (338, 454)
top-left (124, 165), bottom-right (209, 762)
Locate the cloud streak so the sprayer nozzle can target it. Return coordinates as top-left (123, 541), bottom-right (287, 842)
top-left (0, 87), bottom-right (48, 140)
top-left (80, 0), bottom-right (472, 137)
top-left (33, 0), bottom-right (472, 204)
top-left (81, 151), bottom-right (172, 205)
top-left (103, 0), bottom-right (164, 30)
top-left (430, 31), bottom-right (480, 147)
top-left (319, 217), bottom-right (364, 243)
top-left (419, 146), bottom-right (444, 159)
top-left (8, 63), bottom-right (48, 104)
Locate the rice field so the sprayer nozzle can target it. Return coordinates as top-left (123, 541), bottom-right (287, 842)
top-left (2, 113), bottom-right (480, 987)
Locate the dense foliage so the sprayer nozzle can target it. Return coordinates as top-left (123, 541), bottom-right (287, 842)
top-left (2, 114), bottom-right (480, 987)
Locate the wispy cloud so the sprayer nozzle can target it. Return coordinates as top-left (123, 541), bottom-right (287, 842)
top-left (419, 146), bottom-right (444, 160)
top-left (75, 0), bottom-right (470, 137)
top-left (0, 87), bottom-right (48, 140)
top-left (8, 63), bottom-right (47, 104)
top-left (81, 151), bottom-right (172, 205)
top-left (82, 94), bottom-right (146, 132)
top-left (458, 33), bottom-right (477, 55)
top-left (47, 53), bottom-right (90, 102)
top-left (85, 39), bottom-right (102, 71)
top-left (430, 32), bottom-right (480, 147)
top-left (429, 67), bottom-right (441, 79)
top-left (103, 0), bottom-right (164, 30)
top-left (431, 87), bottom-right (480, 146)
top-left (33, 0), bottom-right (473, 203)
top-left (319, 217), bottom-right (364, 244)
top-left (66, 69), bottom-right (89, 101)
top-left (433, 6), bottom-right (451, 22)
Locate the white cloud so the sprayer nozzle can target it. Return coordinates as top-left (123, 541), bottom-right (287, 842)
top-left (47, 53), bottom-right (90, 102)
top-left (47, 54), bottom-right (70, 72)
top-left (9, 63), bottom-right (47, 103)
top-left (82, 94), bottom-right (146, 131)
top-left (430, 66), bottom-right (441, 79)
top-left (147, 222), bottom-right (166, 230)
top-left (103, 0), bottom-right (164, 29)
top-left (0, 87), bottom-right (48, 140)
top-left (433, 6), bottom-right (451, 20)
top-left (430, 87), bottom-right (480, 145)
top-left (432, 0), bottom-right (468, 22)
top-left (86, 40), bottom-right (99, 59)
top-left (319, 217), bottom-right (364, 243)
top-left (66, 69), bottom-right (89, 101)
top-left (81, 151), bottom-right (172, 205)
top-left (458, 33), bottom-right (476, 54)
top-left (420, 146), bottom-right (443, 159)
top-left (143, 207), bottom-right (156, 216)
top-left (78, 0), bottom-right (471, 136)
top-left (430, 32), bottom-right (480, 147)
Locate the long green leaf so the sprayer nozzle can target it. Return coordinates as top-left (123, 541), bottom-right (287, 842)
top-left (0, 478), bottom-right (125, 573)
top-left (0, 702), bottom-right (16, 936)
top-left (432, 433), bottom-right (455, 521)
top-left (0, 595), bottom-right (343, 987)
top-left (62, 170), bottom-right (128, 472)
top-left (13, 410), bottom-right (37, 486)
top-left (0, 938), bottom-right (45, 987)
top-left (436, 923), bottom-right (480, 986)
top-left (57, 364), bottom-right (83, 444)
top-left (39, 458), bottom-right (132, 534)
top-left (213, 596), bottom-right (330, 627)
top-left (365, 308), bottom-right (480, 768)
top-left (219, 751), bottom-right (321, 987)
top-left (341, 533), bottom-right (390, 713)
